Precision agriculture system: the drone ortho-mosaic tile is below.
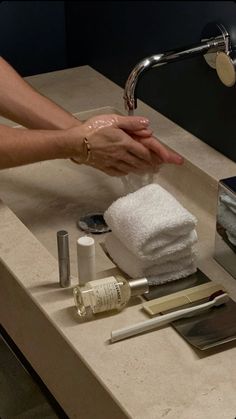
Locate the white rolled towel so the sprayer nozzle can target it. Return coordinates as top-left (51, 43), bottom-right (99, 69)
top-left (104, 184), bottom-right (197, 261)
top-left (105, 233), bottom-right (197, 280)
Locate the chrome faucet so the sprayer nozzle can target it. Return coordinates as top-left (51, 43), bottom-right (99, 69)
top-left (123, 22), bottom-right (236, 279)
top-left (124, 22), bottom-right (236, 113)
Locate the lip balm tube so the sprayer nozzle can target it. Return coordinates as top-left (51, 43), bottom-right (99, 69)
top-left (77, 236), bottom-right (96, 285)
top-left (57, 230), bottom-right (71, 288)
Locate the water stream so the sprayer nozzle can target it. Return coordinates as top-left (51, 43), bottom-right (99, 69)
top-left (121, 109), bottom-right (154, 195)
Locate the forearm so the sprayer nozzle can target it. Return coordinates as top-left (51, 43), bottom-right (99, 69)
top-left (0, 125), bottom-right (83, 169)
top-left (0, 57), bottom-right (82, 130)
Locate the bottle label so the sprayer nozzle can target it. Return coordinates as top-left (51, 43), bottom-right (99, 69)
top-left (89, 277), bottom-right (122, 313)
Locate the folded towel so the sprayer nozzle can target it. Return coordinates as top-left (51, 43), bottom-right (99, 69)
top-left (226, 231), bottom-right (236, 246)
top-left (147, 263), bottom-right (197, 285)
top-left (105, 233), bottom-right (197, 279)
top-left (220, 193), bottom-right (236, 215)
top-left (104, 184), bottom-right (197, 261)
top-left (218, 201), bottom-right (236, 237)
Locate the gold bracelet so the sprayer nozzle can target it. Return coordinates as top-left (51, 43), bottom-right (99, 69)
top-left (83, 137), bottom-right (91, 162)
top-left (70, 137), bottom-right (92, 165)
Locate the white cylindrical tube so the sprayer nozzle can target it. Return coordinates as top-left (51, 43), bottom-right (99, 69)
top-left (77, 236), bottom-right (96, 285)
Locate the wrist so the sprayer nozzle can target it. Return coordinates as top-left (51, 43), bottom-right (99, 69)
top-left (50, 115), bottom-right (82, 130)
top-left (71, 137), bottom-right (92, 165)
top-left (64, 116), bottom-right (82, 129)
top-left (59, 125), bottom-right (86, 160)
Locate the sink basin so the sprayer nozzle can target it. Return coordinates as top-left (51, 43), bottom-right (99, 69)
top-left (0, 106), bottom-right (218, 276)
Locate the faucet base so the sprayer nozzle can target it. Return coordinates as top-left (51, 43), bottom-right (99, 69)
top-left (201, 22), bottom-right (230, 69)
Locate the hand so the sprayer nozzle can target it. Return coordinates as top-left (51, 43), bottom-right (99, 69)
top-left (136, 135), bottom-right (184, 165)
top-left (71, 114), bottom-right (183, 176)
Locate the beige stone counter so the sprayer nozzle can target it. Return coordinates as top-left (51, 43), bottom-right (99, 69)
top-left (0, 66), bottom-right (236, 419)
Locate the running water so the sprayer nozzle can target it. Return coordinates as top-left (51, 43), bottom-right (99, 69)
top-left (121, 109), bottom-right (154, 195)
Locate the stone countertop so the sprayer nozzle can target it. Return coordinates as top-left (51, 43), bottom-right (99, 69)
top-left (0, 66), bottom-right (236, 419)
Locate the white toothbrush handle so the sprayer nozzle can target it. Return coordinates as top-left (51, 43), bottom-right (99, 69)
top-left (111, 298), bottom-right (215, 343)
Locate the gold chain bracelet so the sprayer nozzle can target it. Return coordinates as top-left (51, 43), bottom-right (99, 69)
top-left (70, 137), bottom-right (92, 165)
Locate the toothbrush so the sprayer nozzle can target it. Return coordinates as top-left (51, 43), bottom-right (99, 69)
top-left (110, 291), bottom-right (229, 343)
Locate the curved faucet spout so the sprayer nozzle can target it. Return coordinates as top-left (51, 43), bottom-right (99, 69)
top-left (124, 23), bottom-right (230, 112)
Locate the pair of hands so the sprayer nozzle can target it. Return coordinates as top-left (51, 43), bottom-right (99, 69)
top-left (71, 114), bottom-right (183, 176)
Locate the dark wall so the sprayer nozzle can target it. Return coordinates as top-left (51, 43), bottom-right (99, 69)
top-left (0, 1), bottom-right (67, 76)
top-left (65, 1), bottom-right (236, 163)
top-left (1, 1), bottom-right (236, 163)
